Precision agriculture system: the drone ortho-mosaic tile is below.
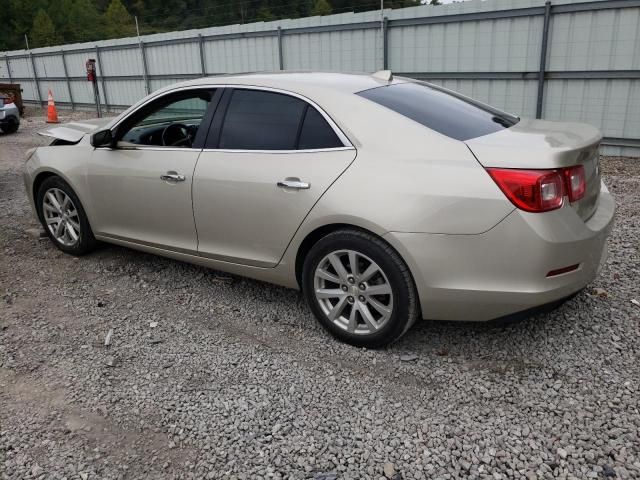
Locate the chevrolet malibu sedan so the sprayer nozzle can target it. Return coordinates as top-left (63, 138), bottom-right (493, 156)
top-left (24, 71), bottom-right (614, 347)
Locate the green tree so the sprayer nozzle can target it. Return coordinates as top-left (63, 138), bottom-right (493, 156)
top-left (104, 0), bottom-right (135, 38)
top-left (49, 0), bottom-right (105, 44)
top-left (429, 0), bottom-right (442, 4)
top-left (8, 0), bottom-right (48, 49)
top-left (311, 0), bottom-right (332, 16)
top-left (255, 5), bottom-right (275, 22)
top-left (30, 9), bottom-right (59, 47)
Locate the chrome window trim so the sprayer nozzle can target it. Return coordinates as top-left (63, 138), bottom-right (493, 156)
top-left (200, 146), bottom-right (355, 154)
top-left (109, 83), bottom-right (354, 151)
top-left (102, 145), bottom-right (198, 152)
top-left (97, 146), bottom-right (356, 153)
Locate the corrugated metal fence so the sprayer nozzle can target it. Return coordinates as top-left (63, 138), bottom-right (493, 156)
top-left (1, 0), bottom-right (639, 155)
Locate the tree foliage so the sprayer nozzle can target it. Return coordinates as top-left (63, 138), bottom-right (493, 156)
top-left (30, 9), bottom-right (59, 47)
top-left (311, 0), bottom-right (333, 16)
top-left (0, 0), bottom-right (433, 50)
top-left (105, 0), bottom-right (136, 37)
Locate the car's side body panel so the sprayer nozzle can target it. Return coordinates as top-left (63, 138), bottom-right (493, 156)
top-left (384, 183), bottom-right (615, 320)
top-left (289, 93), bottom-right (515, 235)
top-left (87, 147), bottom-right (200, 253)
top-left (24, 138), bottom-right (94, 220)
top-left (193, 148), bottom-right (357, 267)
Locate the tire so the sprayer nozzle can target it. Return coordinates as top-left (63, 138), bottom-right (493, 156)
top-left (1, 119), bottom-right (18, 134)
top-left (302, 229), bottom-right (419, 348)
top-left (36, 176), bottom-right (98, 255)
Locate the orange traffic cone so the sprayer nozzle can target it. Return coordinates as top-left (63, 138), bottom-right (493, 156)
top-left (46, 89), bottom-right (59, 124)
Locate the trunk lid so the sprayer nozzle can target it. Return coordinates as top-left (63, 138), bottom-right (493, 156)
top-left (466, 118), bottom-right (602, 221)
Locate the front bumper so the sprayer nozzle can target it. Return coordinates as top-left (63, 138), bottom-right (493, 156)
top-left (384, 182), bottom-right (615, 321)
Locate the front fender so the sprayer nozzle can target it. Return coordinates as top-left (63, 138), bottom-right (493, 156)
top-left (24, 141), bottom-right (95, 225)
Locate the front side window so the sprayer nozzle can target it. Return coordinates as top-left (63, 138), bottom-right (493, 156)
top-left (217, 89), bottom-right (344, 150)
top-left (357, 82), bottom-right (519, 141)
top-left (119, 90), bottom-right (212, 148)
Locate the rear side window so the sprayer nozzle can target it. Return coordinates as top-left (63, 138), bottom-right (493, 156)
top-left (357, 82), bottom-right (519, 141)
top-left (217, 89), bottom-right (344, 150)
top-left (298, 107), bottom-right (343, 149)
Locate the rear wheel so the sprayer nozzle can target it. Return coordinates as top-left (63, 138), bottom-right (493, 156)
top-left (36, 176), bottom-right (97, 255)
top-left (302, 229), bottom-right (419, 348)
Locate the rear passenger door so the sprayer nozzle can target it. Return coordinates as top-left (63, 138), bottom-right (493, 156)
top-left (192, 87), bottom-right (356, 267)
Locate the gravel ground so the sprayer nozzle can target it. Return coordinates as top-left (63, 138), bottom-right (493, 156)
top-left (1, 110), bottom-right (639, 480)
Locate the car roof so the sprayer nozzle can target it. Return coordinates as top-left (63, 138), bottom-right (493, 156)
top-left (160, 71), bottom-right (407, 97)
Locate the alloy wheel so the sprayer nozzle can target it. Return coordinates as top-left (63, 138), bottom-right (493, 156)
top-left (42, 188), bottom-right (81, 247)
top-left (313, 249), bottom-right (394, 335)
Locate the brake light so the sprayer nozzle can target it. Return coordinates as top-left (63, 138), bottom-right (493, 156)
top-left (563, 165), bottom-right (586, 202)
top-left (486, 168), bottom-right (565, 213)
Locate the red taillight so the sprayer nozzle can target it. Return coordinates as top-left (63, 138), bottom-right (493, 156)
top-left (486, 168), bottom-right (565, 213)
top-left (563, 165), bottom-right (586, 202)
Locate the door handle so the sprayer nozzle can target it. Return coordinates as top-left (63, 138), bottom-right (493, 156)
top-left (277, 179), bottom-right (310, 190)
top-left (160, 172), bottom-right (186, 182)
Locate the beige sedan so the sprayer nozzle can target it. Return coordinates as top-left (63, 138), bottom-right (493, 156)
top-left (24, 72), bottom-right (614, 347)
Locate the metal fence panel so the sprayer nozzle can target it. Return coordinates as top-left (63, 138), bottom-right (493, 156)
top-left (390, 17), bottom-right (543, 73)
top-left (64, 52), bottom-right (94, 76)
top-left (5, 57), bottom-right (32, 78)
top-left (548, 7), bottom-right (640, 71)
top-left (544, 78), bottom-right (640, 138)
top-left (69, 80), bottom-right (99, 105)
top-left (34, 55), bottom-right (66, 78)
top-left (1, 0), bottom-right (638, 154)
top-left (40, 80), bottom-right (69, 102)
top-left (104, 79), bottom-right (146, 106)
top-left (204, 36), bottom-right (279, 74)
top-left (284, 29), bottom-right (380, 72)
top-left (146, 42), bottom-right (201, 75)
top-left (17, 80), bottom-right (39, 101)
top-left (100, 48), bottom-right (145, 77)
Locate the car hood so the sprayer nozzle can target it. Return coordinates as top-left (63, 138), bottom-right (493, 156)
top-left (38, 117), bottom-right (115, 143)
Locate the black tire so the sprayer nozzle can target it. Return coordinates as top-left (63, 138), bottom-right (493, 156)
top-left (302, 229), bottom-right (419, 348)
top-left (2, 118), bottom-right (19, 134)
top-left (36, 176), bottom-right (98, 255)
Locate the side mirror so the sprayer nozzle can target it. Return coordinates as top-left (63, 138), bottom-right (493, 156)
top-left (91, 129), bottom-right (114, 148)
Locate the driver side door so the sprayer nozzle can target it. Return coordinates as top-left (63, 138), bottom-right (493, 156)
top-left (86, 88), bottom-right (218, 253)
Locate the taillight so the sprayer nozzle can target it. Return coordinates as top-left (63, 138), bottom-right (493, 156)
top-left (563, 165), bottom-right (586, 202)
top-left (486, 168), bottom-right (565, 213)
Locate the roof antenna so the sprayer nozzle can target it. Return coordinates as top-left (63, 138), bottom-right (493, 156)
top-left (371, 70), bottom-right (393, 82)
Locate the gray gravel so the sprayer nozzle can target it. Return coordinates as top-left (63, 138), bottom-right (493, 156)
top-left (1, 110), bottom-right (639, 479)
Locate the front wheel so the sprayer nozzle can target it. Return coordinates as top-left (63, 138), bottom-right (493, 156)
top-left (36, 176), bottom-right (98, 255)
top-left (302, 229), bottom-right (419, 348)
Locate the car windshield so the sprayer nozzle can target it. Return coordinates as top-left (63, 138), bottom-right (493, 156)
top-left (357, 81), bottom-right (519, 141)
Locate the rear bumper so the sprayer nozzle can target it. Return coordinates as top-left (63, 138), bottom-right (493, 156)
top-left (384, 182), bottom-right (615, 321)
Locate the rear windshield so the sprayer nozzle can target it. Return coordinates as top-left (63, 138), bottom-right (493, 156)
top-left (357, 82), bottom-right (519, 141)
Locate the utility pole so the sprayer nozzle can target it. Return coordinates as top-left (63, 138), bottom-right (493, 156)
top-left (380, 0), bottom-right (385, 70)
top-left (135, 16), bottom-right (150, 95)
top-left (25, 34), bottom-right (43, 106)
